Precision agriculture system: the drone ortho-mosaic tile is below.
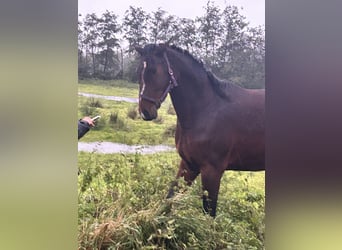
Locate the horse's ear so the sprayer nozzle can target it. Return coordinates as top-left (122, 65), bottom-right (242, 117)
top-left (135, 46), bottom-right (144, 56)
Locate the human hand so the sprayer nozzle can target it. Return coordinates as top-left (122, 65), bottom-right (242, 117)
top-left (81, 116), bottom-right (95, 127)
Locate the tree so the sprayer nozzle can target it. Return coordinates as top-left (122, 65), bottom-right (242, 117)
top-left (148, 8), bottom-right (177, 43)
top-left (123, 6), bottom-right (148, 53)
top-left (78, 16), bottom-right (84, 65)
top-left (97, 10), bottom-right (121, 79)
top-left (218, 25), bottom-right (265, 88)
top-left (78, 15), bottom-right (89, 78)
top-left (83, 13), bottom-right (101, 76)
top-left (175, 18), bottom-right (198, 53)
top-left (77, 4), bottom-right (265, 86)
top-left (241, 26), bottom-right (265, 88)
top-left (196, 0), bottom-right (222, 65)
top-left (217, 5), bottom-right (248, 69)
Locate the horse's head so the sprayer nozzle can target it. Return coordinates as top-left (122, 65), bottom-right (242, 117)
top-left (135, 44), bottom-right (178, 121)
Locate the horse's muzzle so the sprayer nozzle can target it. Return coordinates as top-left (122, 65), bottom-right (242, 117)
top-left (140, 109), bottom-right (157, 121)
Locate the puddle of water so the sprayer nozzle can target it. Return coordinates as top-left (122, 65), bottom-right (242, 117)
top-left (78, 92), bottom-right (138, 103)
top-left (78, 142), bottom-right (175, 154)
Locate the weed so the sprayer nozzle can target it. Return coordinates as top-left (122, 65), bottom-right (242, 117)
top-left (80, 105), bottom-right (96, 117)
top-left (109, 112), bottom-right (119, 124)
top-left (127, 105), bottom-right (138, 120)
top-left (163, 124), bottom-right (177, 138)
top-left (167, 105), bottom-right (176, 115)
top-left (153, 116), bottom-right (164, 124)
top-left (88, 97), bottom-right (104, 108)
top-left (109, 112), bottom-right (128, 131)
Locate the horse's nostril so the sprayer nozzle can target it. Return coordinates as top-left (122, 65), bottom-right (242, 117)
top-left (141, 110), bottom-right (152, 120)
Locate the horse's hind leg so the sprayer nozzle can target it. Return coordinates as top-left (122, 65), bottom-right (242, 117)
top-left (166, 160), bottom-right (199, 198)
top-left (201, 165), bottom-right (223, 217)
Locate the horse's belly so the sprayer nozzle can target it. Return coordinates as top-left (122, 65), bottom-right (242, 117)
top-left (228, 146), bottom-right (265, 171)
top-left (176, 130), bottom-right (265, 172)
top-left (228, 158), bottom-right (265, 171)
top-left (228, 164), bottom-right (265, 171)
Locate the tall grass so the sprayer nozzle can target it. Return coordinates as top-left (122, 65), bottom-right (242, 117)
top-left (127, 106), bottom-right (138, 120)
top-left (78, 152), bottom-right (265, 249)
top-left (163, 124), bottom-right (177, 139)
top-left (167, 105), bottom-right (176, 116)
top-left (87, 98), bottom-right (104, 108)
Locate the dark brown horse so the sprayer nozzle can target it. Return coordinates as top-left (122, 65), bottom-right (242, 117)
top-left (135, 44), bottom-right (265, 217)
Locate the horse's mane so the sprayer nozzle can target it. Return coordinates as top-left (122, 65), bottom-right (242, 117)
top-left (206, 71), bottom-right (233, 100)
top-left (169, 45), bottom-right (204, 67)
top-left (168, 44), bottom-right (233, 100)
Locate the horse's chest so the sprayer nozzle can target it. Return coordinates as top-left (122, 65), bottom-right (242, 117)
top-left (176, 133), bottom-right (210, 166)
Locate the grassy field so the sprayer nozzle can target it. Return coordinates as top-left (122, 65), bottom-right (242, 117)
top-left (78, 79), bottom-right (139, 98)
top-left (78, 80), bottom-right (265, 249)
top-left (78, 79), bottom-right (176, 145)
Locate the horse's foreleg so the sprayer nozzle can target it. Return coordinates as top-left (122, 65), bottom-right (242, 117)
top-left (201, 166), bottom-right (223, 217)
top-left (166, 160), bottom-right (199, 198)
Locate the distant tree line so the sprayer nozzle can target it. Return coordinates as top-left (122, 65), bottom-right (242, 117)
top-left (78, 0), bottom-right (265, 88)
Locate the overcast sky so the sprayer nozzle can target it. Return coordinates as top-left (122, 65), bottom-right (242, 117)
top-left (78, 0), bottom-right (264, 27)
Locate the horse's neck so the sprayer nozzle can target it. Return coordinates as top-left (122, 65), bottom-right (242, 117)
top-left (167, 49), bottom-right (223, 128)
top-left (169, 71), bottom-right (217, 129)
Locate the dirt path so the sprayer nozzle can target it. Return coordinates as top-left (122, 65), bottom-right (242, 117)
top-left (78, 142), bottom-right (175, 154)
top-left (78, 92), bottom-right (138, 103)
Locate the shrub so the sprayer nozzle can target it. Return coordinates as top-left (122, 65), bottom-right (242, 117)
top-left (109, 112), bottom-right (119, 124)
top-left (79, 98), bottom-right (104, 119)
top-left (127, 106), bottom-right (138, 120)
top-left (79, 105), bottom-right (96, 117)
top-left (163, 124), bottom-right (177, 139)
top-left (153, 115), bottom-right (164, 124)
top-left (167, 105), bottom-right (176, 115)
top-left (109, 112), bottom-right (128, 131)
top-left (87, 98), bottom-right (104, 108)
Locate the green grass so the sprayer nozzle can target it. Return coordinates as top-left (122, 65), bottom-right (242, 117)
top-left (78, 91), bottom-right (176, 145)
top-left (78, 152), bottom-right (265, 250)
top-left (78, 79), bottom-right (139, 98)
